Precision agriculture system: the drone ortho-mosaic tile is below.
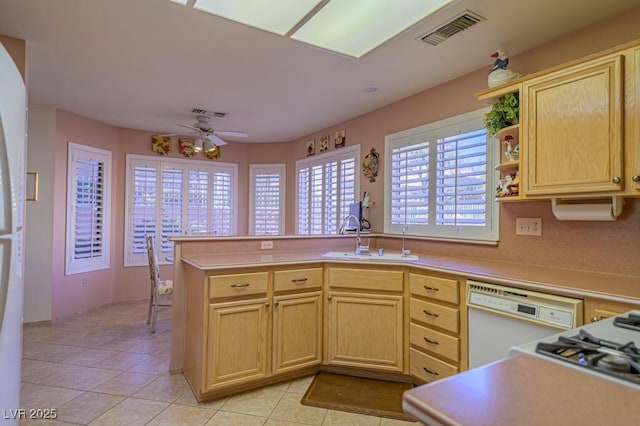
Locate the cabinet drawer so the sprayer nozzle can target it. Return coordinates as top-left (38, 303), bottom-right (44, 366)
top-left (329, 268), bottom-right (403, 292)
top-left (409, 274), bottom-right (459, 304)
top-left (410, 348), bottom-right (458, 383)
top-left (410, 323), bottom-right (459, 362)
top-left (274, 268), bottom-right (322, 292)
top-left (410, 298), bottom-right (459, 333)
top-left (208, 272), bottom-right (268, 299)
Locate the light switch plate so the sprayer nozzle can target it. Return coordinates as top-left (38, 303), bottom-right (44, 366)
top-left (260, 240), bottom-right (274, 250)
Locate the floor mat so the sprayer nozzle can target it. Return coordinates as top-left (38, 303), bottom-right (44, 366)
top-left (301, 372), bottom-right (415, 421)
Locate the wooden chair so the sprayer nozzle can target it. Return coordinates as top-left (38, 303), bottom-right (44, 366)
top-left (145, 235), bottom-right (173, 333)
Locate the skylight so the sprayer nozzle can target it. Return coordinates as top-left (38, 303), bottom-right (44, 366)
top-left (176, 0), bottom-right (455, 58)
top-left (193, 0), bottom-right (324, 36)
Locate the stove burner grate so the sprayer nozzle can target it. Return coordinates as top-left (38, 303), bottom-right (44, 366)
top-left (613, 312), bottom-right (640, 332)
top-left (535, 329), bottom-right (640, 386)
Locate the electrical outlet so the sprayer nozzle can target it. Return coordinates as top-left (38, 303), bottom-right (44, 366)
top-left (516, 218), bottom-right (542, 236)
top-left (260, 240), bottom-right (273, 250)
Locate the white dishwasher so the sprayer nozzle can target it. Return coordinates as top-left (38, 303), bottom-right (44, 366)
top-left (467, 280), bottom-right (583, 369)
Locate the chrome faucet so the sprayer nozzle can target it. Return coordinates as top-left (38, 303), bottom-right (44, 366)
top-left (339, 214), bottom-right (369, 255)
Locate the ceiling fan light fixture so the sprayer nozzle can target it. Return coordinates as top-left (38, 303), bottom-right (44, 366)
top-left (203, 137), bottom-right (216, 152)
top-left (193, 138), bottom-right (203, 152)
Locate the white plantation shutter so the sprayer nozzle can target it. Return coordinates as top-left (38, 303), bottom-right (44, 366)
top-left (161, 167), bottom-right (183, 255)
top-left (131, 161), bottom-right (158, 258)
top-left (385, 109), bottom-right (498, 241)
top-left (212, 171), bottom-right (233, 235)
top-left (436, 129), bottom-right (487, 227)
top-left (296, 146), bottom-right (359, 235)
top-left (125, 155), bottom-right (237, 266)
top-left (390, 142), bottom-right (429, 228)
top-left (66, 143), bottom-right (112, 275)
top-left (249, 164), bottom-right (285, 235)
top-left (187, 169), bottom-right (209, 235)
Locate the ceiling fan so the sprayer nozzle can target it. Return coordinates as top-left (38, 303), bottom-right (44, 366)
top-left (164, 110), bottom-right (249, 152)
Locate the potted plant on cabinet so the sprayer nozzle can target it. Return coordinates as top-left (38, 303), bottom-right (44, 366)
top-left (484, 93), bottom-right (519, 136)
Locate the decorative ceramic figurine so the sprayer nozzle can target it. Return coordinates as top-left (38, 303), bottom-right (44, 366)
top-left (488, 48), bottom-right (522, 88)
top-left (504, 135), bottom-right (519, 161)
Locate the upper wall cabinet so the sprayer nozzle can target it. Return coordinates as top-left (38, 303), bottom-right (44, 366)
top-left (631, 46), bottom-right (640, 192)
top-left (522, 54), bottom-right (624, 196)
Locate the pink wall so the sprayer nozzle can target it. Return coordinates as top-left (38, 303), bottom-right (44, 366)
top-left (52, 111), bottom-right (120, 319)
top-left (49, 6), bottom-right (640, 316)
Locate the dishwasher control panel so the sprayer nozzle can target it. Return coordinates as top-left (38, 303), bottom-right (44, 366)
top-left (467, 281), bottom-right (583, 329)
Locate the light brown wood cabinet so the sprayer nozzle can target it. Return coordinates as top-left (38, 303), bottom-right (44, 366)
top-left (583, 297), bottom-right (640, 323)
top-left (522, 54), bottom-right (624, 196)
top-left (205, 298), bottom-right (269, 391)
top-left (272, 291), bottom-right (322, 374)
top-left (326, 267), bottom-right (404, 372)
top-left (183, 266), bottom-right (323, 400)
top-left (477, 39), bottom-right (640, 200)
top-left (630, 46), bottom-right (640, 192)
top-left (408, 272), bottom-right (463, 384)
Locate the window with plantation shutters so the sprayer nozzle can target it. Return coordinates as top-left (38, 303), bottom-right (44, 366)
top-left (66, 143), bottom-right (112, 275)
top-left (384, 109), bottom-right (498, 242)
top-left (249, 164), bottom-right (285, 235)
top-left (124, 154), bottom-right (237, 266)
top-left (296, 146), bottom-right (359, 235)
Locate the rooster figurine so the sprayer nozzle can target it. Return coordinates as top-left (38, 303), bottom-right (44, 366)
top-left (488, 48), bottom-right (522, 88)
top-left (504, 135), bottom-right (519, 161)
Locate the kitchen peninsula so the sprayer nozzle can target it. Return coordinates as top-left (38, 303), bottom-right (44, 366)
top-left (170, 235), bottom-right (640, 402)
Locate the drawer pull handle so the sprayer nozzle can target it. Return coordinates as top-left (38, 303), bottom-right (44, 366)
top-left (423, 310), bottom-right (439, 318)
top-left (230, 283), bottom-right (250, 288)
top-left (423, 337), bottom-right (439, 345)
top-left (423, 285), bottom-right (440, 292)
top-left (291, 278), bottom-right (308, 284)
top-left (423, 367), bottom-right (439, 376)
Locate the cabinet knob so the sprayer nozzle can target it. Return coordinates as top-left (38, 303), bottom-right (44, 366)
top-left (612, 176), bottom-right (622, 184)
top-left (591, 316), bottom-right (600, 323)
top-left (265, 302), bottom-right (270, 308)
top-left (632, 175), bottom-right (640, 183)
top-left (327, 295), bottom-right (332, 301)
top-left (274, 301), bottom-right (279, 307)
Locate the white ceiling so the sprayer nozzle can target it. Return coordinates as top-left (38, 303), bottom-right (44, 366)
top-left (1, 0), bottom-right (639, 143)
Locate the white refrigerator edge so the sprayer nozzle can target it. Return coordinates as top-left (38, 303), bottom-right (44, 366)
top-left (0, 42), bottom-right (27, 424)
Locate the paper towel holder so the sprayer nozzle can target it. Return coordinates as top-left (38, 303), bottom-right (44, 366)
top-left (551, 196), bottom-right (624, 221)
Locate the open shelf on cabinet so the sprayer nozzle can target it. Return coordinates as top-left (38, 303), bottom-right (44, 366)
top-left (493, 123), bottom-right (521, 201)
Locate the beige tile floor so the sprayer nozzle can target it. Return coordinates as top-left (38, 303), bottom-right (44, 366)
top-left (20, 300), bottom-right (416, 425)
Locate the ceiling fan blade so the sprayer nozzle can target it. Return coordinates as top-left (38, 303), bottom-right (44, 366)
top-left (178, 124), bottom-right (201, 132)
top-left (158, 133), bottom-right (180, 137)
top-left (209, 134), bottom-right (228, 146)
top-left (214, 130), bottom-right (248, 138)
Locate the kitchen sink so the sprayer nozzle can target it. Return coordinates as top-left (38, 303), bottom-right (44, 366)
top-left (322, 251), bottom-right (419, 261)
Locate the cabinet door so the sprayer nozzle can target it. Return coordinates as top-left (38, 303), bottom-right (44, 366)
top-left (205, 299), bottom-right (269, 391)
top-left (523, 55), bottom-right (623, 195)
top-left (584, 297), bottom-right (640, 323)
top-left (631, 47), bottom-right (640, 191)
top-left (327, 293), bottom-right (403, 372)
top-left (272, 292), bottom-right (323, 374)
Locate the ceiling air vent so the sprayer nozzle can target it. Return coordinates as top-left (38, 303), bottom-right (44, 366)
top-left (418, 10), bottom-right (486, 46)
top-left (191, 108), bottom-right (226, 118)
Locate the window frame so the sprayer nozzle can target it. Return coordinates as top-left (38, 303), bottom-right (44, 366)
top-left (383, 108), bottom-right (499, 242)
top-left (124, 154), bottom-right (238, 267)
top-left (65, 142), bottom-right (112, 275)
top-left (249, 163), bottom-right (286, 235)
top-left (295, 145), bottom-right (360, 235)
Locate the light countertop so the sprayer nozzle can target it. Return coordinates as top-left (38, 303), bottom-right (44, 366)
top-left (181, 249), bottom-right (640, 303)
top-left (403, 353), bottom-right (639, 425)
